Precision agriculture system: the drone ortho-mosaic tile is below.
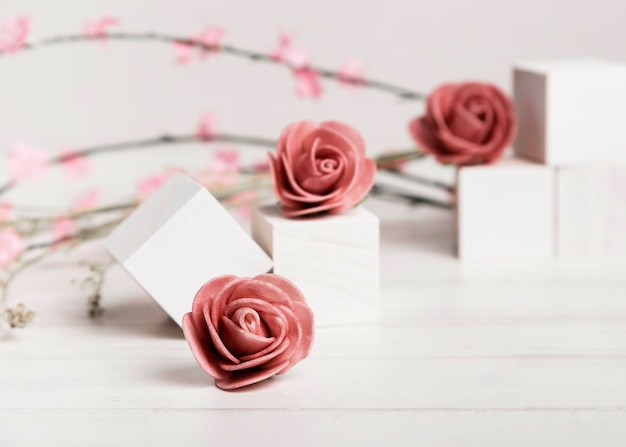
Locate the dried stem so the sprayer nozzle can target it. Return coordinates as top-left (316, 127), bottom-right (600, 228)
top-left (6, 32), bottom-right (426, 101)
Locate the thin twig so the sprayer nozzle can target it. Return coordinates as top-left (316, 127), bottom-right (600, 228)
top-left (6, 32), bottom-right (426, 101)
top-left (0, 133), bottom-right (275, 197)
top-left (369, 184), bottom-right (452, 210)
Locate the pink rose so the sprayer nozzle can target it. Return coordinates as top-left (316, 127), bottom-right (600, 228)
top-left (409, 82), bottom-right (516, 166)
top-left (269, 121), bottom-right (377, 217)
top-left (182, 274), bottom-right (314, 390)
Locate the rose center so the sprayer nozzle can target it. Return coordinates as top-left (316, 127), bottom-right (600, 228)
top-left (317, 157), bottom-right (339, 173)
top-left (466, 98), bottom-right (488, 121)
top-left (232, 307), bottom-right (263, 335)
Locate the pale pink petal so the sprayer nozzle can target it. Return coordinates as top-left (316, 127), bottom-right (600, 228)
top-left (182, 313), bottom-right (232, 380)
top-left (215, 360), bottom-right (289, 390)
top-left (136, 170), bottom-right (176, 200)
top-left (0, 228), bottom-right (26, 267)
top-left (7, 144), bottom-right (48, 182)
top-left (82, 16), bottom-right (118, 38)
top-left (59, 148), bottom-right (91, 182)
top-left (72, 187), bottom-right (100, 211)
top-left (229, 190), bottom-right (258, 219)
top-left (196, 26), bottom-right (224, 56)
top-left (269, 31), bottom-right (294, 62)
top-left (191, 275), bottom-right (239, 340)
top-left (338, 58), bottom-right (364, 89)
top-left (0, 16), bottom-right (30, 53)
top-left (52, 217), bottom-right (75, 247)
top-left (252, 159), bottom-right (270, 172)
top-left (0, 203), bottom-right (12, 221)
top-left (294, 68), bottom-right (322, 98)
top-left (284, 45), bottom-right (309, 69)
top-left (196, 113), bottom-right (216, 140)
top-left (215, 146), bottom-right (240, 172)
top-left (173, 41), bottom-right (194, 64)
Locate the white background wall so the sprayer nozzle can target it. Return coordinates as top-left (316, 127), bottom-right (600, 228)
top-left (1, 0), bottom-right (625, 207)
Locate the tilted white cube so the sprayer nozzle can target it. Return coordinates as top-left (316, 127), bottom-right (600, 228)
top-left (557, 161), bottom-right (626, 257)
top-left (105, 173), bottom-right (273, 326)
top-left (457, 157), bottom-right (554, 259)
top-left (251, 205), bottom-right (379, 327)
top-left (514, 59), bottom-right (626, 165)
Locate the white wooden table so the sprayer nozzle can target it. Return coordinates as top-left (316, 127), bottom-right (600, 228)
top-left (1, 199), bottom-right (625, 446)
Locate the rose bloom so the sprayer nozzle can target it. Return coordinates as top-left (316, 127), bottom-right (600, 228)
top-left (182, 274), bottom-right (314, 390)
top-left (269, 120), bottom-right (377, 217)
top-left (409, 82), bottom-right (516, 166)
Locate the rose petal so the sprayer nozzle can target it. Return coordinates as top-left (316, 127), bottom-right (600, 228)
top-left (204, 301), bottom-right (241, 365)
top-left (191, 275), bottom-right (239, 340)
top-left (220, 315), bottom-right (276, 357)
top-left (325, 157), bottom-right (376, 214)
top-left (276, 301), bottom-right (315, 374)
top-left (182, 313), bottom-right (232, 380)
top-left (239, 312), bottom-right (287, 361)
top-left (268, 152), bottom-right (303, 209)
top-left (224, 298), bottom-right (289, 347)
top-left (219, 338), bottom-right (290, 371)
top-left (252, 274), bottom-right (308, 306)
top-left (319, 121), bottom-right (366, 155)
top-left (214, 360), bottom-right (290, 390)
top-left (259, 304), bottom-right (303, 372)
top-left (229, 278), bottom-right (294, 309)
top-left (281, 121), bottom-right (318, 162)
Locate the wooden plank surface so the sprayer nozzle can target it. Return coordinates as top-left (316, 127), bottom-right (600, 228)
top-left (1, 199), bottom-right (625, 446)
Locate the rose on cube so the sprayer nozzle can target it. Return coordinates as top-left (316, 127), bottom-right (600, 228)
top-left (269, 120), bottom-right (377, 217)
top-left (182, 274), bottom-right (314, 390)
top-left (409, 82), bottom-right (516, 166)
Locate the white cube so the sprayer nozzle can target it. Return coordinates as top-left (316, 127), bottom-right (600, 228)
top-left (251, 205), bottom-right (379, 327)
top-left (514, 59), bottom-right (626, 165)
top-left (457, 157), bottom-right (554, 259)
top-left (557, 161), bottom-right (626, 257)
top-left (105, 173), bottom-right (273, 326)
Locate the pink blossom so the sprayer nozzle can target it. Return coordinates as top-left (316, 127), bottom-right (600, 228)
top-left (82, 16), bottom-right (118, 38)
top-left (52, 217), bottom-right (75, 247)
top-left (59, 148), bottom-right (91, 182)
top-left (73, 188), bottom-right (100, 211)
top-left (7, 144), bottom-right (48, 182)
top-left (338, 58), bottom-right (364, 89)
top-left (252, 159), bottom-right (270, 173)
top-left (0, 16), bottom-right (30, 53)
top-left (0, 203), bottom-right (12, 221)
top-left (270, 31), bottom-right (294, 62)
top-left (215, 147), bottom-right (240, 171)
top-left (195, 147), bottom-right (240, 187)
top-left (196, 26), bottom-right (224, 57)
top-left (0, 228), bottom-right (26, 268)
top-left (294, 68), bottom-right (322, 98)
top-left (229, 190), bottom-right (258, 219)
top-left (174, 41), bottom-right (194, 64)
top-left (196, 113), bottom-right (216, 140)
top-left (136, 170), bottom-right (177, 200)
top-left (270, 31), bottom-right (309, 68)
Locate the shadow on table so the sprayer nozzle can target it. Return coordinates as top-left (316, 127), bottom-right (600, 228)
top-left (94, 297), bottom-right (184, 340)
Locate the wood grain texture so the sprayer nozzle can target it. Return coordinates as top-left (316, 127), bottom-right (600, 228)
top-left (1, 199), bottom-right (625, 446)
top-left (557, 161), bottom-right (626, 257)
top-left (251, 204), bottom-right (379, 326)
top-left (456, 158), bottom-right (554, 259)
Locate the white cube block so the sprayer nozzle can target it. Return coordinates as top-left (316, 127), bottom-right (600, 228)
top-left (557, 161), bottom-right (626, 257)
top-left (251, 205), bottom-right (379, 327)
top-left (105, 173), bottom-right (273, 326)
top-left (514, 59), bottom-right (626, 165)
top-left (457, 157), bottom-right (554, 259)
